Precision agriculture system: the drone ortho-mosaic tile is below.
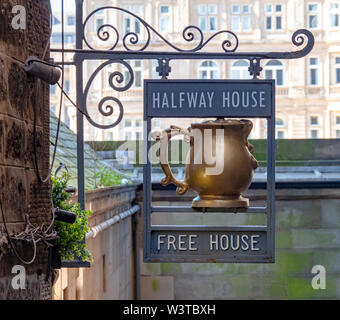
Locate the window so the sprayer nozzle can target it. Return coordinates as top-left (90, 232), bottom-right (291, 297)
top-left (125, 132), bottom-right (132, 140)
top-left (310, 129), bottom-right (319, 138)
top-left (231, 4), bottom-right (251, 32)
top-left (310, 116), bottom-right (320, 125)
top-left (65, 34), bottom-right (75, 44)
top-left (95, 18), bottom-right (104, 31)
top-left (51, 34), bottom-right (62, 43)
top-left (159, 5), bottom-right (171, 32)
top-left (231, 60), bottom-right (251, 79)
top-left (265, 4), bottom-right (283, 31)
top-left (198, 61), bottom-right (219, 79)
top-left (64, 80), bottom-right (70, 94)
top-left (95, 9), bottom-right (105, 31)
top-left (125, 119), bottom-right (132, 128)
top-left (151, 60), bottom-right (160, 79)
top-left (154, 119), bottom-right (161, 129)
top-left (335, 57), bottom-right (340, 84)
top-left (307, 3), bottom-right (320, 29)
top-left (277, 130), bottom-right (285, 139)
top-left (136, 132), bottom-right (142, 140)
top-left (336, 115), bottom-right (340, 125)
top-left (64, 107), bottom-right (70, 127)
top-left (308, 57), bottom-right (319, 85)
top-left (276, 118), bottom-right (285, 127)
top-left (264, 60), bottom-right (284, 86)
top-left (198, 4), bottom-right (218, 32)
top-left (330, 2), bottom-right (340, 27)
top-left (67, 16), bottom-right (75, 26)
top-left (107, 132), bottom-right (113, 140)
top-left (123, 5), bottom-right (142, 35)
top-left (124, 61), bottom-right (142, 88)
top-left (336, 129), bottom-right (340, 138)
top-left (135, 119), bottom-right (142, 128)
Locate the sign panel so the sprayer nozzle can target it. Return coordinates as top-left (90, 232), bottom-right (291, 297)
top-left (143, 79), bottom-right (276, 263)
top-left (150, 229), bottom-right (267, 262)
top-left (145, 80), bottom-right (274, 118)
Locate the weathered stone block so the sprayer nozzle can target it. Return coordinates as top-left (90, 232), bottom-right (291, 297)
top-left (276, 231), bottom-right (292, 249)
top-left (7, 62), bottom-right (27, 119)
top-left (160, 262), bottom-right (182, 275)
top-left (140, 248), bottom-right (161, 276)
top-left (141, 276), bottom-right (174, 300)
top-left (292, 229), bottom-right (340, 249)
top-left (3, 118), bottom-right (25, 167)
top-left (0, 1), bottom-right (27, 61)
top-left (276, 200), bottom-right (322, 230)
top-left (25, 124), bottom-right (46, 171)
top-left (277, 250), bottom-right (314, 275)
top-left (320, 200), bottom-right (340, 228)
top-left (0, 57), bottom-right (7, 103)
top-left (286, 276), bottom-right (337, 299)
top-left (0, 116), bottom-right (3, 163)
top-left (0, 167), bottom-right (27, 223)
top-left (313, 250), bottom-right (340, 274)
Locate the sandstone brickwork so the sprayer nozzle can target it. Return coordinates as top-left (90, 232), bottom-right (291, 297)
top-left (0, 0), bottom-right (52, 300)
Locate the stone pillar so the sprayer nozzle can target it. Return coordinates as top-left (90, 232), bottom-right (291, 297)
top-left (0, 0), bottom-right (52, 300)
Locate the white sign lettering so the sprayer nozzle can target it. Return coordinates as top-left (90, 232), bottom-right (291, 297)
top-left (156, 233), bottom-right (261, 252)
top-left (152, 90), bottom-right (267, 110)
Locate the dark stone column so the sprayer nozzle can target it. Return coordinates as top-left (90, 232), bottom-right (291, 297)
top-left (0, 0), bottom-right (52, 300)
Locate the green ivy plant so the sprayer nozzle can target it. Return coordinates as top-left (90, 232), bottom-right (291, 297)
top-left (52, 173), bottom-right (93, 262)
top-left (95, 167), bottom-right (122, 187)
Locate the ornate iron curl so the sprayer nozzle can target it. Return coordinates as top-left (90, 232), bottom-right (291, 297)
top-left (83, 60), bottom-right (134, 129)
top-left (83, 6), bottom-right (238, 53)
top-left (266, 29), bottom-right (314, 59)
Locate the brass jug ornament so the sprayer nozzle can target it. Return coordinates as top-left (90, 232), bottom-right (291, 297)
top-left (152, 118), bottom-right (258, 208)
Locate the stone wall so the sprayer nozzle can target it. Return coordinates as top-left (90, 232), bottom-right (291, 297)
top-left (140, 188), bottom-right (340, 299)
top-left (53, 185), bottom-right (139, 300)
top-left (0, 0), bottom-right (52, 299)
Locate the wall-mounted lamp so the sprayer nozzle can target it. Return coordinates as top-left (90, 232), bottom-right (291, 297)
top-left (24, 56), bottom-right (61, 85)
top-left (54, 208), bottom-right (76, 224)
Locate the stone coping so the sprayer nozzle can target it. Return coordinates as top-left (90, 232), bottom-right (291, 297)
top-left (84, 183), bottom-right (140, 199)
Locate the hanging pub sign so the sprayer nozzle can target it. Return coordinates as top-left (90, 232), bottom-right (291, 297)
top-left (51, 1), bottom-right (314, 266)
top-left (143, 79), bottom-right (276, 263)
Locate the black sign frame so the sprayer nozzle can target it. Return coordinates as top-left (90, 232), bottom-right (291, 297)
top-left (143, 79), bottom-right (276, 263)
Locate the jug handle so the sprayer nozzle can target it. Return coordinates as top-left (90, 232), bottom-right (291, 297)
top-left (152, 125), bottom-right (190, 195)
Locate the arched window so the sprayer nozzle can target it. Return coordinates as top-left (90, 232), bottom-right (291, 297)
top-left (275, 118), bottom-right (285, 139)
top-left (264, 60), bottom-right (284, 86)
top-left (231, 60), bottom-right (251, 79)
top-left (275, 118), bottom-right (285, 126)
top-left (198, 61), bottom-right (219, 79)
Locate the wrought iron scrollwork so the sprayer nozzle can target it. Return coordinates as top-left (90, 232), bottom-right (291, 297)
top-left (83, 6), bottom-right (239, 53)
top-left (83, 60), bottom-right (133, 129)
top-left (266, 29), bottom-right (314, 59)
top-left (79, 8), bottom-right (315, 128)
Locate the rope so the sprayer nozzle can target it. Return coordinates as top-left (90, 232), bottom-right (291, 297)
top-left (0, 200), bottom-right (58, 265)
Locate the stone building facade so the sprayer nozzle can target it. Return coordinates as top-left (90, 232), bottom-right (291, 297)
top-left (0, 0), bottom-right (53, 299)
top-left (50, 0), bottom-right (340, 142)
